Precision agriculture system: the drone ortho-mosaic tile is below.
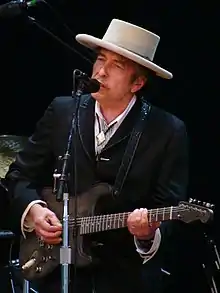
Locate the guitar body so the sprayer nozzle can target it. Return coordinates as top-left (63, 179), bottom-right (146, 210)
top-left (19, 182), bottom-right (113, 281)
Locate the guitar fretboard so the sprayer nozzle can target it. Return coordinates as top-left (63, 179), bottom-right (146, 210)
top-left (74, 206), bottom-right (180, 235)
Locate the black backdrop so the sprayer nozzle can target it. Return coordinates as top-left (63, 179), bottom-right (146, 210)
top-left (0, 0), bottom-right (219, 291)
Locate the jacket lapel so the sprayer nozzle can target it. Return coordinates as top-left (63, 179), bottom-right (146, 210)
top-left (77, 95), bottom-right (96, 162)
top-left (102, 98), bottom-right (142, 152)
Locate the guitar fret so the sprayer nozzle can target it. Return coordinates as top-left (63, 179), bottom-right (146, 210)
top-left (94, 216), bottom-right (99, 233)
top-left (80, 217), bottom-right (84, 234)
top-left (163, 207), bottom-right (165, 221)
top-left (98, 216), bottom-right (102, 233)
top-left (149, 210), bottom-right (152, 223)
top-left (101, 215), bottom-right (104, 231)
top-left (105, 215), bottom-right (108, 231)
top-left (85, 217), bottom-right (88, 233)
top-left (110, 215), bottom-right (113, 229)
top-left (118, 215), bottom-right (120, 229)
top-left (170, 206), bottom-right (173, 220)
top-left (106, 215), bottom-right (111, 230)
top-left (119, 214), bottom-right (121, 228)
top-left (95, 216), bottom-right (99, 233)
top-left (87, 217), bottom-right (90, 233)
top-left (113, 214), bottom-right (116, 229)
top-left (156, 208), bottom-right (158, 221)
top-left (105, 215), bottom-right (109, 231)
top-left (90, 219), bottom-right (94, 233)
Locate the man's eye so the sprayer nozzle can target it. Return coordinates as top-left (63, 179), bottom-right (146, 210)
top-left (97, 57), bottom-right (104, 61)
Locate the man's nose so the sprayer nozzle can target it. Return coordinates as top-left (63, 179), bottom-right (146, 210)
top-left (97, 64), bottom-right (108, 77)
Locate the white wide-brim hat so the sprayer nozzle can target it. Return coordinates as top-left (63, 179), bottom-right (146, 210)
top-left (76, 19), bottom-right (173, 79)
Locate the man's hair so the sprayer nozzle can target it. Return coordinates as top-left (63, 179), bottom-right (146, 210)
top-left (132, 63), bottom-right (155, 97)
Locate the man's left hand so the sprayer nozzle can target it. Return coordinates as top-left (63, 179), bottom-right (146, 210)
top-left (127, 208), bottom-right (160, 240)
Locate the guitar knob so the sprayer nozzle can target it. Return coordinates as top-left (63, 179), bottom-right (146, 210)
top-left (189, 198), bottom-right (197, 204)
top-left (37, 237), bottom-right (45, 247)
top-left (36, 266), bottom-right (42, 273)
top-left (42, 256), bottom-right (47, 262)
top-left (206, 202), bottom-right (215, 209)
top-left (46, 244), bottom-right (53, 250)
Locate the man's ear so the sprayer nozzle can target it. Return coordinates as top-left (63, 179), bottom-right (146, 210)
top-left (131, 76), bottom-right (147, 93)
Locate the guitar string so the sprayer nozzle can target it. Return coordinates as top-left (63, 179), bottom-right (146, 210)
top-left (70, 207), bottom-right (192, 221)
top-left (59, 207), bottom-right (195, 228)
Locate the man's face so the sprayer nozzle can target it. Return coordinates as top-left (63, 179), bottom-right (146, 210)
top-left (91, 48), bottom-right (145, 104)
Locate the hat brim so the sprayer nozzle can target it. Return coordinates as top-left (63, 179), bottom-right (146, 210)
top-left (76, 34), bottom-right (173, 79)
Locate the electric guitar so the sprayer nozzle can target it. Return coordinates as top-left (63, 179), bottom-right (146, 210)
top-left (19, 183), bottom-right (214, 281)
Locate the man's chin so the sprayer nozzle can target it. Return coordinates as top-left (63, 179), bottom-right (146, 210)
top-left (91, 91), bottom-right (104, 100)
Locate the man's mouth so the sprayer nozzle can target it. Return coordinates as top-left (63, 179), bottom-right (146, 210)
top-left (94, 78), bottom-right (106, 88)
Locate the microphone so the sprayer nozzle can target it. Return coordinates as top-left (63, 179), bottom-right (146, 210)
top-left (0, 0), bottom-right (40, 18)
top-left (74, 69), bottom-right (100, 93)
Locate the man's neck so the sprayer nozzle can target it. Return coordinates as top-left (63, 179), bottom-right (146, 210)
top-left (98, 97), bottom-right (135, 124)
top-left (100, 105), bottom-right (127, 124)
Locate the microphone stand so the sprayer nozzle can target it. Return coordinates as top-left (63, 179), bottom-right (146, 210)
top-left (54, 70), bottom-right (87, 293)
top-left (202, 230), bottom-right (220, 293)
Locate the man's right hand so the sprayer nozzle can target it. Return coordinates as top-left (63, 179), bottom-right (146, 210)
top-left (28, 204), bottom-right (62, 245)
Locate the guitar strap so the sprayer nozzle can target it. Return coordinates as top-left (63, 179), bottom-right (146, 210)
top-left (113, 97), bottom-right (151, 197)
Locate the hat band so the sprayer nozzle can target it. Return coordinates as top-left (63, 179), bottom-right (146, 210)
top-left (105, 39), bottom-right (152, 61)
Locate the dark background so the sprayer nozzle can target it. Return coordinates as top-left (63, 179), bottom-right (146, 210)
top-left (0, 0), bottom-right (219, 291)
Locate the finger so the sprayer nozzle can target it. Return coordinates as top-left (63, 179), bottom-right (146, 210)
top-left (36, 218), bottom-right (62, 233)
top-left (42, 237), bottom-right (62, 245)
top-left (128, 209), bottom-right (138, 219)
top-left (36, 219), bottom-right (60, 232)
top-left (37, 229), bottom-right (62, 239)
top-left (129, 209), bottom-right (141, 222)
top-left (130, 210), bottom-right (148, 233)
top-left (141, 208), bottom-right (148, 224)
top-left (47, 213), bottom-right (62, 228)
top-left (135, 209), bottom-right (142, 221)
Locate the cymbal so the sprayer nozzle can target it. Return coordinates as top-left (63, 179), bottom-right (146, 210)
top-left (0, 135), bottom-right (27, 154)
top-left (0, 135), bottom-right (27, 178)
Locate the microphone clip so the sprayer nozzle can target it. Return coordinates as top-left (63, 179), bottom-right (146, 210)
top-left (73, 69), bottom-right (100, 95)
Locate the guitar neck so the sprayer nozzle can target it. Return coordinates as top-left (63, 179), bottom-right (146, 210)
top-left (79, 206), bottom-right (181, 235)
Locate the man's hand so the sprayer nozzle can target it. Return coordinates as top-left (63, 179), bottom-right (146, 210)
top-left (28, 204), bottom-right (62, 245)
top-left (127, 208), bottom-right (160, 240)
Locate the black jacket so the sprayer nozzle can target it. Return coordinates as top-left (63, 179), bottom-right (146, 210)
top-left (5, 95), bottom-right (188, 268)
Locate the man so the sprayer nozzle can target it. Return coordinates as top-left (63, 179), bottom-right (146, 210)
top-left (5, 19), bottom-right (188, 292)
